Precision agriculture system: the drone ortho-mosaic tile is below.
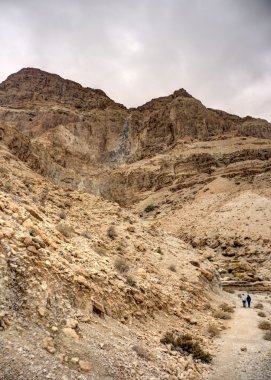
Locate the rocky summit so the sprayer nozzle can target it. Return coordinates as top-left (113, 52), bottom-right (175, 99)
top-left (0, 68), bottom-right (270, 380)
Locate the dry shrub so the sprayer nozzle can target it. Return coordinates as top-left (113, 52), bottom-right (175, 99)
top-left (258, 321), bottom-right (271, 330)
top-left (190, 260), bottom-right (200, 268)
top-left (219, 303), bottom-right (234, 313)
top-left (224, 289), bottom-right (235, 294)
top-left (144, 204), bottom-right (156, 213)
top-left (263, 331), bottom-right (271, 341)
top-left (168, 264), bottom-right (177, 272)
top-left (56, 222), bottom-right (74, 238)
top-left (132, 344), bottom-right (151, 360)
top-left (40, 187), bottom-right (49, 206)
top-left (107, 226), bottom-right (117, 240)
top-left (207, 324), bottom-right (220, 337)
top-left (258, 311), bottom-right (266, 318)
top-left (94, 246), bottom-right (107, 256)
top-left (58, 210), bottom-right (66, 219)
top-left (213, 310), bottom-right (231, 320)
top-left (81, 230), bottom-right (91, 239)
top-left (160, 332), bottom-right (212, 363)
top-left (254, 303), bottom-right (264, 310)
top-left (2, 182), bottom-right (13, 192)
top-left (160, 331), bottom-right (175, 345)
top-left (126, 275), bottom-right (136, 287)
top-left (114, 257), bottom-right (129, 274)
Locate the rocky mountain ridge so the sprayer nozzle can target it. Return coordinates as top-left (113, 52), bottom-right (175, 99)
top-left (0, 68), bottom-right (270, 192)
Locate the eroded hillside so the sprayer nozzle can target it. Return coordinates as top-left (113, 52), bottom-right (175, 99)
top-left (0, 139), bottom-right (222, 379)
top-left (0, 68), bottom-right (270, 379)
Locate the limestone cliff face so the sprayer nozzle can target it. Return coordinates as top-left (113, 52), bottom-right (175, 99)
top-left (0, 67), bottom-right (270, 199)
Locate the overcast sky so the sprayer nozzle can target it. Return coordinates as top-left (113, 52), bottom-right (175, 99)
top-left (0, 0), bottom-right (270, 120)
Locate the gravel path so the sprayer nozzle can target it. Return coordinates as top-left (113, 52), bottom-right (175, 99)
top-left (204, 294), bottom-right (271, 380)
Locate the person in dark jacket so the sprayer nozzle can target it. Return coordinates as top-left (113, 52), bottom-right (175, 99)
top-left (247, 294), bottom-right (252, 308)
top-left (241, 294), bottom-right (247, 307)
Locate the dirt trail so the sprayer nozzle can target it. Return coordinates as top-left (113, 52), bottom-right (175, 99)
top-left (204, 293), bottom-right (271, 380)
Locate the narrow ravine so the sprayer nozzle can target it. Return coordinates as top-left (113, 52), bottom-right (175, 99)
top-left (204, 293), bottom-right (271, 380)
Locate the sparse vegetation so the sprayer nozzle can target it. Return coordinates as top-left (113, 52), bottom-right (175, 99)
top-left (56, 222), bottom-right (74, 238)
top-left (207, 324), bottom-right (220, 337)
top-left (2, 182), bottom-right (13, 192)
top-left (81, 230), bottom-right (92, 239)
top-left (107, 225), bottom-right (117, 240)
top-left (258, 321), bottom-right (271, 330)
top-left (160, 332), bottom-right (212, 363)
top-left (219, 303), bottom-right (234, 313)
top-left (224, 288), bottom-right (235, 294)
top-left (40, 187), bottom-right (49, 206)
top-left (263, 331), bottom-right (271, 341)
top-left (126, 275), bottom-right (137, 287)
top-left (213, 310), bottom-right (232, 320)
top-left (58, 210), bottom-right (66, 219)
top-left (258, 311), bottom-right (266, 318)
top-left (93, 245), bottom-right (107, 256)
top-left (168, 264), bottom-right (177, 272)
top-left (254, 303), bottom-right (264, 310)
top-left (144, 204), bottom-right (156, 213)
top-left (190, 260), bottom-right (200, 268)
top-left (132, 344), bottom-right (151, 360)
top-left (160, 331), bottom-right (175, 345)
top-left (157, 247), bottom-right (163, 255)
top-left (114, 257), bottom-right (129, 274)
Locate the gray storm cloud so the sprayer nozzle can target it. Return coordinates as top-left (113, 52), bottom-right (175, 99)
top-left (0, 0), bottom-right (270, 120)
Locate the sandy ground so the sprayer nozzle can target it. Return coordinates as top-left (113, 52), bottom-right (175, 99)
top-left (204, 293), bottom-right (271, 380)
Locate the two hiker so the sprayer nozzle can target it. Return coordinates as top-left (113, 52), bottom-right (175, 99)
top-left (241, 293), bottom-right (251, 308)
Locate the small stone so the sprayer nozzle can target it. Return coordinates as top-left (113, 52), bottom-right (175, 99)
top-left (241, 346), bottom-right (247, 352)
top-left (79, 360), bottom-right (92, 372)
top-left (66, 318), bottom-right (78, 329)
top-left (37, 306), bottom-right (46, 317)
top-left (2, 227), bottom-right (14, 238)
top-left (42, 337), bottom-right (56, 354)
top-left (133, 293), bottom-right (144, 303)
top-left (62, 327), bottom-right (80, 340)
top-left (70, 357), bottom-right (79, 364)
top-left (51, 326), bottom-right (58, 332)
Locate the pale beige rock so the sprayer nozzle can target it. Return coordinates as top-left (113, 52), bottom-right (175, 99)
top-left (66, 318), bottom-right (78, 329)
top-left (37, 306), bottom-right (46, 317)
top-left (79, 360), bottom-right (92, 372)
top-left (62, 327), bottom-right (80, 340)
top-left (42, 337), bottom-right (56, 354)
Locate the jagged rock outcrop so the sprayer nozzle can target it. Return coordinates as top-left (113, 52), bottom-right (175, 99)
top-left (0, 68), bottom-right (270, 203)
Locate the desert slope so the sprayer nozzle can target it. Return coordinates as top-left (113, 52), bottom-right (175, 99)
top-left (0, 136), bottom-right (221, 379)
